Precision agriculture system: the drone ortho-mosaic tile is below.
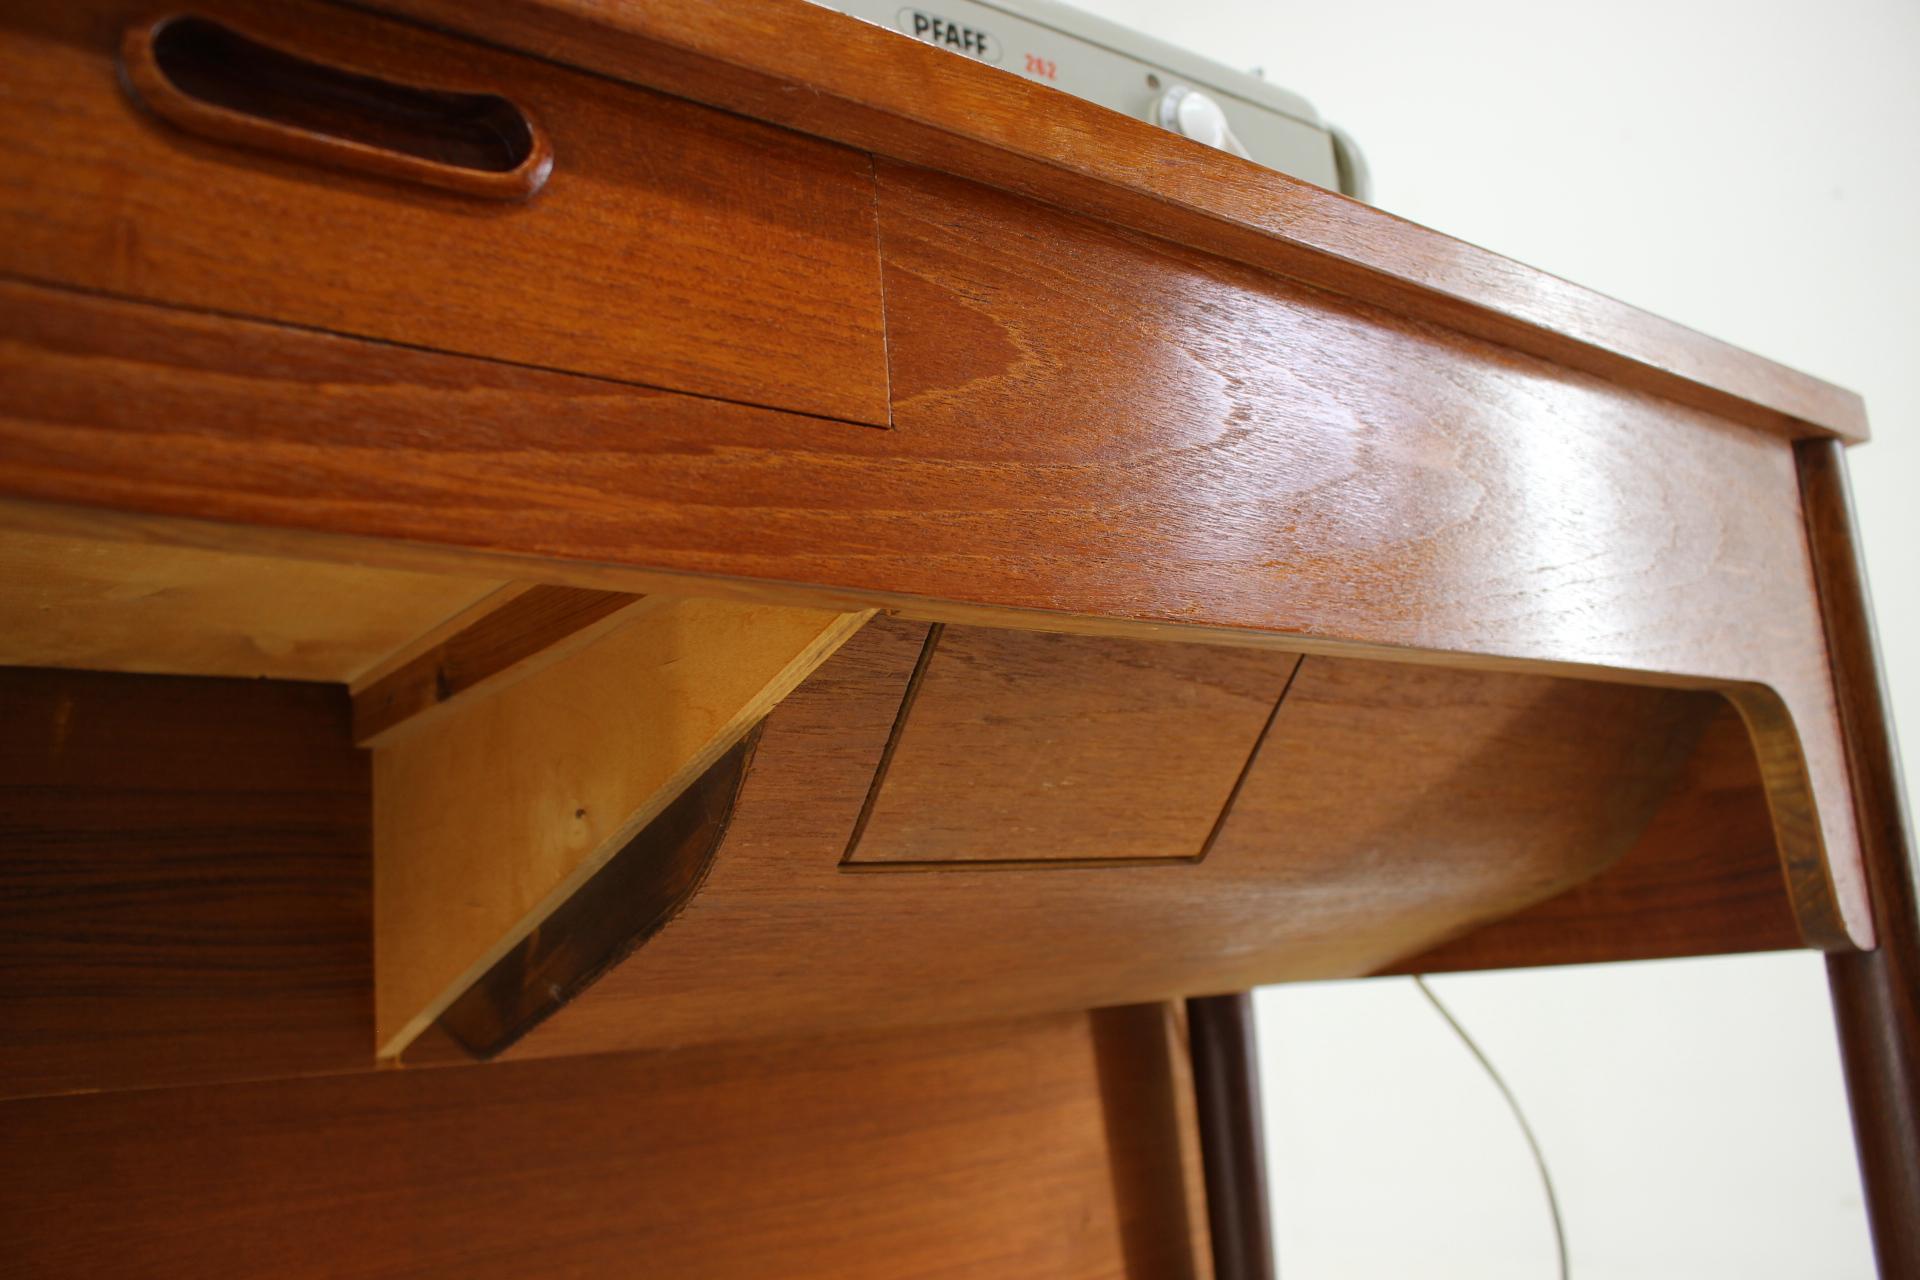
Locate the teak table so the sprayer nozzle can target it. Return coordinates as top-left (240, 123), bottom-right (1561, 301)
top-left (0, 1), bottom-right (1914, 1275)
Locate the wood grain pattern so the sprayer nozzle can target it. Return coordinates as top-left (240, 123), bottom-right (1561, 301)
top-left (0, 230), bottom-right (1868, 947)
top-left (437, 728), bottom-right (758, 1060)
top-left (0, 667), bottom-right (370, 1101)
top-left (0, 1006), bottom-right (1210, 1280)
top-left (874, 163), bottom-right (1866, 947)
top-left (0, 528), bottom-right (503, 682)
top-left (1389, 699), bottom-right (1803, 972)
top-left (1092, 1001), bottom-right (1219, 1280)
top-left (374, 597), bottom-right (871, 1057)
top-left (1798, 440), bottom-right (1920, 1276)
top-left (352, 584), bottom-right (644, 744)
top-left (0, 3), bottom-right (1897, 1241)
top-left (848, 625), bottom-right (1299, 865)
top-left (368, 0), bottom-right (1866, 442)
top-left (0, 619), bottom-right (1803, 1099)
top-left (501, 618), bottom-right (1724, 1060)
top-left (120, 13), bottom-right (554, 201)
top-left (0, 0), bottom-right (889, 423)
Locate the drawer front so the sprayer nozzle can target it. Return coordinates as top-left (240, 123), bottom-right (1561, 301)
top-left (0, 0), bottom-right (890, 425)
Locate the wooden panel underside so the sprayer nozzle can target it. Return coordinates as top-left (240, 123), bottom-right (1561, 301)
top-left (0, 234), bottom-right (1863, 947)
top-left (0, 667), bottom-right (370, 1099)
top-left (374, 597), bottom-right (870, 1057)
top-left (0, 529), bottom-right (504, 682)
top-left (849, 625), bottom-right (1299, 864)
top-left (506, 617), bottom-right (1736, 1060)
top-left (1392, 699), bottom-right (1802, 972)
top-left (0, 0), bottom-right (890, 423)
top-left (0, 639), bottom-right (1792, 1099)
top-left (0, 1005), bottom-right (1212, 1280)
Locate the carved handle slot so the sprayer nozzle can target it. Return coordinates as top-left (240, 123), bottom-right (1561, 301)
top-left (120, 14), bottom-right (552, 200)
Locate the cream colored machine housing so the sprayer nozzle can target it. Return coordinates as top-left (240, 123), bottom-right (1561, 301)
top-left (810, 0), bottom-right (1370, 198)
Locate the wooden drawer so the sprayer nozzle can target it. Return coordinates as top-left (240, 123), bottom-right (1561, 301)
top-left (0, 0), bottom-right (890, 424)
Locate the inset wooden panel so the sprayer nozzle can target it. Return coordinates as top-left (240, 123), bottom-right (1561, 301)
top-left (0, 1006), bottom-right (1210, 1280)
top-left (847, 625), bottom-right (1298, 865)
top-left (0, 530), bottom-right (503, 682)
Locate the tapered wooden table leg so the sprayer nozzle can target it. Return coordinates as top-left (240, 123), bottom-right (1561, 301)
top-left (1829, 946), bottom-right (1920, 1273)
top-left (1188, 993), bottom-right (1277, 1280)
top-left (1800, 440), bottom-right (1920, 1275)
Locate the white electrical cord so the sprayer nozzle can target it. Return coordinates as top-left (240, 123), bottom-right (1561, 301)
top-left (1412, 975), bottom-right (1571, 1280)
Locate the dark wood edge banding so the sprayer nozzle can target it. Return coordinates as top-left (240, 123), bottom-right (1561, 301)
top-left (1796, 439), bottom-right (1920, 1274)
top-left (1717, 682), bottom-right (1858, 949)
top-left (363, 0), bottom-right (1865, 442)
top-left (354, 586), bottom-right (643, 744)
top-left (1187, 992), bottom-right (1276, 1280)
top-left (434, 724), bottom-right (761, 1060)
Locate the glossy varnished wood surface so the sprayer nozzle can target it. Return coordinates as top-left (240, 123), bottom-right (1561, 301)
top-left (0, 668), bottom-right (370, 1100)
top-left (0, 528), bottom-right (503, 683)
top-left (0, 0), bottom-right (1901, 1259)
top-left (119, 13), bottom-right (555, 202)
top-left (0, 628), bottom-right (1802, 1098)
top-left (370, 0), bottom-right (1866, 443)
top-left (0, 0), bottom-right (890, 423)
top-left (1799, 441), bottom-right (1920, 1275)
top-left (874, 164), bottom-right (1863, 944)
top-left (0, 1005), bottom-right (1212, 1280)
top-left (1394, 700), bottom-right (1803, 972)
top-left (499, 617), bottom-right (1729, 1060)
top-left (847, 625), bottom-right (1298, 865)
top-left (0, 212), bottom-right (1868, 947)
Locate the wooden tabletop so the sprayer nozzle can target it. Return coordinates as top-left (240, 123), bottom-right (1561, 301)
top-left (373, 0), bottom-right (1866, 443)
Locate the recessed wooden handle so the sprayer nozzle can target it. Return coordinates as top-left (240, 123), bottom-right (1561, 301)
top-left (119, 14), bottom-right (552, 201)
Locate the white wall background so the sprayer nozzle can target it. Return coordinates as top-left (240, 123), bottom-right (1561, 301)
top-left (1067, 1), bottom-right (1919, 1274)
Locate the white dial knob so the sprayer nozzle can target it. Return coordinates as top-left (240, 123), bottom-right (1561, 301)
top-left (1154, 86), bottom-right (1250, 158)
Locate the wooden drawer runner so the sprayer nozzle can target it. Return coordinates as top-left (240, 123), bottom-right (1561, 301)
top-left (0, 0), bottom-right (890, 424)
